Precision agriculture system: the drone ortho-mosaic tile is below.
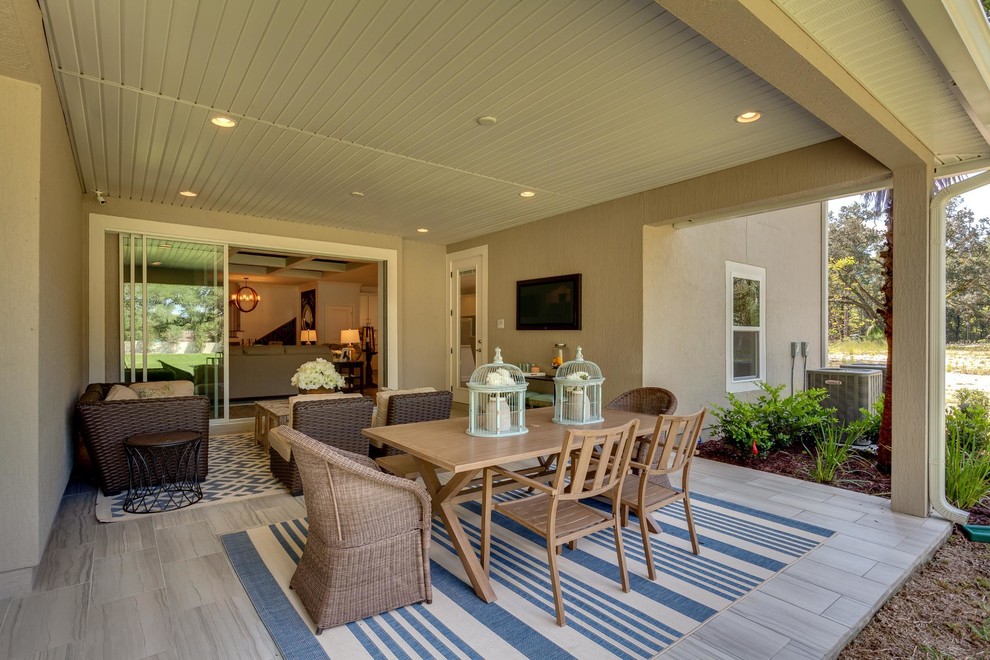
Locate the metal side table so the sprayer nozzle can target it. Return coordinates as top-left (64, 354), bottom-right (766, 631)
top-left (122, 430), bottom-right (204, 513)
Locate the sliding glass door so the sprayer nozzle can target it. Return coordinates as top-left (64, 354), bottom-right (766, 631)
top-left (120, 235), bottom-right (226, 419)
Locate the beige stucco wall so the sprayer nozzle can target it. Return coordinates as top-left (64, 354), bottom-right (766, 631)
top-left (399, 240), bottom-right (448, 389)
top-left (0, 76), bottom-right (44, 584)
top-left (642, 204), bottom-right (825, 423)
top-left (449, 195), bottom-right (647, 402)
top-left (0, 0), bottom-right (85, 592)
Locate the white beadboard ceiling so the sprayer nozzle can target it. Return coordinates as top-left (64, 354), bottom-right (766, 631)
top-left (38, 0), bottom-right (985, 244)
top-left (773, 0), bottom-right (989, 165)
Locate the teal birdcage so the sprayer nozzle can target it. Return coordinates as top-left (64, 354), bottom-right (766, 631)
top-left (552, 346), bottom-right (604, 424)
top-left (466, 348), bottom-right (529, 437)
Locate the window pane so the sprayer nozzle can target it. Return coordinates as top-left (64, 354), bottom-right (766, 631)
top-left (733, 330), bottom-right (760, 379)
top-left (733, 277), bottom-right (761, 327)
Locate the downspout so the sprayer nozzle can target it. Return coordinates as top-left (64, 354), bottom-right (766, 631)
top-left (928, 169), bottom-right (990, 523)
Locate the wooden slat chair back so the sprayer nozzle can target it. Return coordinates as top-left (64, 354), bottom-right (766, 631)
top-left (480, 418), bottom-right (640, 626)
top-left (619, 408), bottom-right (706, 581)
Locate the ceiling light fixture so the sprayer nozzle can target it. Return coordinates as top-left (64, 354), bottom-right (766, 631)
top-left (350, 191), bottom-right (365, 197)
top-left (211, 116), bottom-right (237, 128)
top-left (417, 228), bottom-right (429, 233)
top-left (231, 278), bottom-right (260, 313)
top-left (476, 116), bottom-right (497, 126)
top-left (150, 261), bottom-right (162, 266)
top-left (519, 191), bottom-right (536, 198)
top-left (179, 190), bottom-right (197, 197)
top-left (735, 111), bottom-right (762, 123)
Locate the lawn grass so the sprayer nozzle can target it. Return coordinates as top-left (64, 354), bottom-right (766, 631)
top-left (123, 353), bottom-right (213, 372)
top-left (829, 340), bottom-right (990, 376)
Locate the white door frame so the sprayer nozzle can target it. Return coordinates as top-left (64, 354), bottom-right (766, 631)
top-left (447, 246), bottom-right (488, 403)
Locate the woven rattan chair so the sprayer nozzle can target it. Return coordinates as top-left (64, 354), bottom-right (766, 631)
top-left (76, 383), bottom-right (210, 495)
top-left (618, 409), bottom-right (707, 580)
top-left (480, 419), bottom-right (640, 627)
top-left (375, 390), bottom-right (453, 478)
top-left (605, 387), bottom-right (677, 416)
top-left (269, 396), bottom-right (374, 495)
top-left (280, 426), bottom-right (432, 632)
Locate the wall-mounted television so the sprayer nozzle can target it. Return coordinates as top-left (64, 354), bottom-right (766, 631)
top-left (516, 274), bottom-right (582, 330)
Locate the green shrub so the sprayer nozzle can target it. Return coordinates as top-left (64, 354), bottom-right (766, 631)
top-left (945, 423), bottom-right (990, 511)
top-left (845, 394), bottom-right (883, 446)
top-left (711, 382), bottom-right (835, 457)
top-left (805, 422), bottom-right (858, 484)
top-left (946, 389), bottom-right (990, 454)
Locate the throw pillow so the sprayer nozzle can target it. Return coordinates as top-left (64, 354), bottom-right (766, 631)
top-left (104, 384), bottom-right (139, 401)
top-left (133, 383), bottom-right (173, 399)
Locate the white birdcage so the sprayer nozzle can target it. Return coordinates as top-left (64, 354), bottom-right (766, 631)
top-left (466, 347), bottom-right (529, 437)
top-left (553, 346), bottom-right (604, 424)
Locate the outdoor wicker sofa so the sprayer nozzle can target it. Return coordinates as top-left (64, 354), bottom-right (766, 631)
top-left (75, 382), bottom-right (210, 495)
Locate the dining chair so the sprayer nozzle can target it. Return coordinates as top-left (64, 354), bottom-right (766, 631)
top-left (282, 426), bottom-right (433, 632)
top-left (618, 409), bottom-right (706, 581)
top-left (480, 419), bottom-right (640, 627)
top-left (375, 390), bottom-right (453, 479)
top-left (605, 387), bottom-right (677, 416)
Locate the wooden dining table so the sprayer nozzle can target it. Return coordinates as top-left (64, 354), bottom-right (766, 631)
top-left (362, 406), bottom-right (658, 603)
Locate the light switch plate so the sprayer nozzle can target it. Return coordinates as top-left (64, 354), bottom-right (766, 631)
top-left (496, 319), bottom-right (505, 329)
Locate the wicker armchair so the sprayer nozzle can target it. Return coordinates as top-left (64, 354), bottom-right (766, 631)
top-left (375, 390), bottom-right (452, 478)
top-left (270, 396), bottom-right (374, 495)
top-left (605, 387), bottom-right (677, 416)
top-left (75, 383), bottom-right (210, 495)
top-left (279, 426), bottom-right (432, 632)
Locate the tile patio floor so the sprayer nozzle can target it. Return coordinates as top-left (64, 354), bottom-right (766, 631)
top-left (0, 457), bottom-right (951, 659)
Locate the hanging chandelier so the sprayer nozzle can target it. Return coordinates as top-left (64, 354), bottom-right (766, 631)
top-left (232, 278), bottom-right (260, 313)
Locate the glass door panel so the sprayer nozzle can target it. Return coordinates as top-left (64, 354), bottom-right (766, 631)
top-left (120, 235), bottom-right (226, 419)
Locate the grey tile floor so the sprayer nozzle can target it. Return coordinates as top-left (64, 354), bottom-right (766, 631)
top-left (0, 457), bottom-right (951, 659)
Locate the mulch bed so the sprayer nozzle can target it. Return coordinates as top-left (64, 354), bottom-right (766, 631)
top-left (697, 437), bottom-right (990, 656)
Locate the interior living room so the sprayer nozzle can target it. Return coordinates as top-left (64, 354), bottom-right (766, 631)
top-left (3, 0), bottom-right (990, 658)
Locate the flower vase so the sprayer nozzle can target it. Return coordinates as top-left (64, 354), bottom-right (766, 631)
top-left (483, 395), bottom-right (511, 433)
top-left (299, 387), bottom-right (336, 395)
top-left (565, 388), bottom-right (591, 422)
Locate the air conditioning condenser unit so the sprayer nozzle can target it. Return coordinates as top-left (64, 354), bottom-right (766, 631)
top-left (805, 367), bottom-right (884, 426)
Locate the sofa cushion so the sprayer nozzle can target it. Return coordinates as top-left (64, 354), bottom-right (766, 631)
top-left (284, 344), bottom-right (334, 355)
top-left (243, 345), bottom-right (285, 355)
top-left (105, 384), bottom-right (139, 401)
top-left (129, 380), bottom-right (195, 398)
top-left (374, 387), bottom-right (436, 427)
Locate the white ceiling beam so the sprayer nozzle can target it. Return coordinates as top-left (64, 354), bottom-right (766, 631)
top-left (656, 0), bottom-right (933, 170)
top-left (229, 254), bottom-right (287, 268)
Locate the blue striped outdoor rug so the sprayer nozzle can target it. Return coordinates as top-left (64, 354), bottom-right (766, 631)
top-left (223, 491), bottom-right (833, 659)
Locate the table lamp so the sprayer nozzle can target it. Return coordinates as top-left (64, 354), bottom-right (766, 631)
top-left (300, 329), bottom-right (317, 345)
top-left (340, 329), bottom-right (361, 359)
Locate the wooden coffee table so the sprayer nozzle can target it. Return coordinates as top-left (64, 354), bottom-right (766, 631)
top-left (254, 400), bottom-right (290, 452)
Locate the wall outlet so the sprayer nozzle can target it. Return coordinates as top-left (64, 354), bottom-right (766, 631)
top-left (496, 319), bottom-right (504, 329)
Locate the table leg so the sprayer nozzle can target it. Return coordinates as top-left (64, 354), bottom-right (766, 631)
top-left (415, 459), bottom-right (497, 603)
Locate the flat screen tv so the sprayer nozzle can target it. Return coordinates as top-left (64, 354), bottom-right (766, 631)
top-left (516, 274), bottom-right (581, 330)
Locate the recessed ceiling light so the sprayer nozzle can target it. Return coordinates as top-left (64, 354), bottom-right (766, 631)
top-left (160, 243), bottom-right (172, 249)
top-left (211, 116), bottom-right (237, 128)
top-left (150, 261), bottom-right (162, 266)
top-left (350, 191), bottom-right (365, 197)
top-left (735, 111), bottom-right (761, 123)
top-left (476, 116), bottom-right (497, 126)
top-left (179, 190), bottom-right (197, 197)
top-left (519, 191), bottom-right (536, 198)
top-left (417, 228), bottom-right (429, 233)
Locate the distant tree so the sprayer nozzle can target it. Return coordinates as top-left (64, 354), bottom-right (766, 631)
top-left (827, 202), bottom-right (885, 341)
top-left (945, 200), bottom-right (990, 342)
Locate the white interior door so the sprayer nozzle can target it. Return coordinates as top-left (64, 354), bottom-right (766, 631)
top-left (448, 247), bottom-right (488, 404)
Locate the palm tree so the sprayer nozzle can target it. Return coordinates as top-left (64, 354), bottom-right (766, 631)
top-left (863, 176), bottom-right (965, 472)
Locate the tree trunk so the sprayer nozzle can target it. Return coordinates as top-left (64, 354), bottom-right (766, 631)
top-left (877, 202), bottom-right (894, 472)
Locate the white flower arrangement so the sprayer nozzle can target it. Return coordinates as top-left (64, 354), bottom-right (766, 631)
top-left (485, 367), bottom-right (515, 386)
top-left (564, 371), bottom-right (590, 392)
top-left (290, 358), bottom-right (346, 391)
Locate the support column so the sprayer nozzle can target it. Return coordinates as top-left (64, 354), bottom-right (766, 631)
top-left (891, 164), bottom-right (933, 516)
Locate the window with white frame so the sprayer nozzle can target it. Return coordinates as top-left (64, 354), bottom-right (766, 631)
top-left (726, 262), bottom-right (766, 392)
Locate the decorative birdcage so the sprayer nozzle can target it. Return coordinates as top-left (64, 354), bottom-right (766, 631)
top-left (553, 346), bottom-right (604, 425)
top-left (466, 347), bottom-right (529, 437)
